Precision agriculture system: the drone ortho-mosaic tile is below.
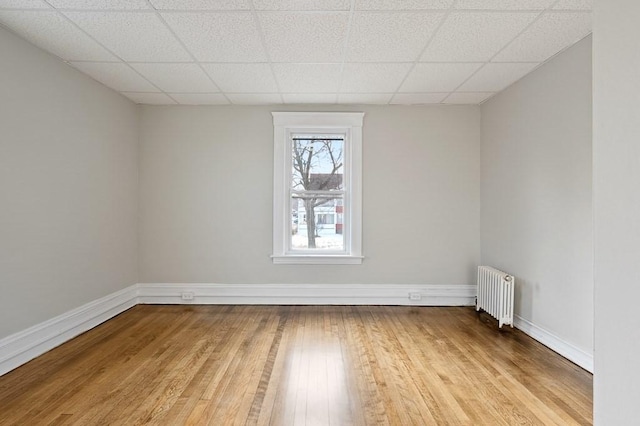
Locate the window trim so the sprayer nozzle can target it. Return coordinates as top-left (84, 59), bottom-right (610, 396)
top-left (271, 112), bottom-right (364, 265)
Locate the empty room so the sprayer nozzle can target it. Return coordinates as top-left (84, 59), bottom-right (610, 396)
top-left (0, 0), bottom-right (638, 424)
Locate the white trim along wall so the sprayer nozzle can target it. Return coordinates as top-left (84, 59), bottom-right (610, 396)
top-left (137, 283), bottom-right (475, 305)
top-left (0, 283), bottom-right (473, 376)
top-left (0, 282), bottom-right (594, 377)
top-left (0, 286), bottom-right (138, 377)
top-left (513, 315), bottom-right (593, 373)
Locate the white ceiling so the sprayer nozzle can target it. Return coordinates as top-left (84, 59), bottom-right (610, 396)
top-left (0, 0), bottom-right (592, 106)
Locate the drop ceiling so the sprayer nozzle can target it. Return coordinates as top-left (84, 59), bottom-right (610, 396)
top-left (0, 0), bottom-right (592, 105)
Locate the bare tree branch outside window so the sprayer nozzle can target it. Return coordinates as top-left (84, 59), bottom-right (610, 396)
top-left (291, 137), bottom-right (344, 249)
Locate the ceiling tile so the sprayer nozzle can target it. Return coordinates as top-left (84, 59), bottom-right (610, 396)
top-left (347, 12), bottom-right (443, 62)
top-left (494, 12), bottom-right (591, 62)
top-left (553, 0), bottom-right (591, 10)
top-left (254, 0), bottom-right (349, 10)
top-left (390, 93), bottom-right (448, 104)
top-left (400, 63), bottom-right (483, 92)
top-left (282, 94), bottom-right (337, 104)
top-left (355, 0), bottom-right (453, 10)
top-left (337, 93), bottom-right (393, 104)
top-left (63, 11), bottom-right (190, 62)
top-left (122, 92), bottom-right (176, 104)
top-left (0, 0), bottom-right (50, 9)
top-left (341, 63), bottom-right (412, 93)
top-left (202, 63), bottom-right (277, 92)
top-left (443, 92), bottom-right (494, 104)
top-left (458, 62), bottom-right (538, 91)
top-left (259, 12), bottom-right (349, 62)
top-left (170, 93), bottom-right (230, 105)
top-left (456, 0), bottom-right (554, 10)
top-left (227, 93), bottom-right (282, 104)
top-left (162, 12), bottom-right (266, 62)
top-left (150, 0), bottom-right (250, 10)
top-left (70, 61), bottom-right (158, 92)
top-left (47, 0), bottom-right (150, 9)
top-left (0, 0), bottom-right (593, 107)
top-left (421, 12), bottom-right (538, 62)
top-left (0, 11), bottom-right (117, 60)
top-left (272, 63), bottom-right (341, 93)
top-left (130, 63), bottom-right (218, 93)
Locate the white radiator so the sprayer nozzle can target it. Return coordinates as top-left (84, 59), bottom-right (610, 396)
top-left (476, 266), bottom-right (514, 328)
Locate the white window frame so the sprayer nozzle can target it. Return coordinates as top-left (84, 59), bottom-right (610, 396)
top-left (271, 112), bottom-right (364, 265)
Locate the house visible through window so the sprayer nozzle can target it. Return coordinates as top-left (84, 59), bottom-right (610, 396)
top-left (291, 134), bottom-right (344, 251)
top-left (272, 112), bottom-right (364, 264)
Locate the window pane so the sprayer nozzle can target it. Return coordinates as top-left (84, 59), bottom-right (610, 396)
top-left (291, 195), bottom-right (344, 250)
top-left (291, 135), bottom-right (344, 192)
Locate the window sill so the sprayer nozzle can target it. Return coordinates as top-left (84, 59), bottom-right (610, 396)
top-left (271, 255), bottom-right (364, 265)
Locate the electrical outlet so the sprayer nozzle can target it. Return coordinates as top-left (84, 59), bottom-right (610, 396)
top-left (181, 292), bottom-right (194, 301)
top-left (409, 292), bottom-right (422, 301)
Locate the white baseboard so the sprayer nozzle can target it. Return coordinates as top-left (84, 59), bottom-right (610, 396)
top-left (137, 283), bottom-right (477, 306)
top-left (0, 285), bottom-right (138, 377)
top-left (1, 283), bottom-right (594, 378)
top-left (0, 283), bottom-right (474, 377)
top-left (514, 315), bottom-right (594, 373)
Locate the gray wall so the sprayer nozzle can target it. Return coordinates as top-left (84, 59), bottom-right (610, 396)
top-left (0, 27), bottom-right (139, 339)
top-left (593, 0), bottom-right (640, 422)
top-left (480, 37), bottom-right (593, 354)
top-left (139, 105), bottom-right (481, 285)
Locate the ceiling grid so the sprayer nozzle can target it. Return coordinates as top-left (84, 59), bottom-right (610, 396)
top-left (0, 0), bottom-right (592, 105)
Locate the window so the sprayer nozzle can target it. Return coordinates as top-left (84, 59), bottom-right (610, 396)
top-left (272, 112), bottom-right (364, 264)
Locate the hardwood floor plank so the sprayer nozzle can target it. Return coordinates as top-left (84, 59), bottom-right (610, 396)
top-left (340, 308), bottom-right (389, 426)
top-left (264, 306), bottom-right (305, 426)
top-left (0, 305), bottom-right (593, 425)
top-left (246, 309), bottom-right (288, 425)
top-left (360, 308), bottom-right (439, 425)
top-left (381, 307), bottom-right (471, 425)
top-left (192, 307), bottom-right (269, 424)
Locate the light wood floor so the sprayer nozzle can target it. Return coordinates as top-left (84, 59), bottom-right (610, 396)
top-left (0, 305), bottom-right (592, 425)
